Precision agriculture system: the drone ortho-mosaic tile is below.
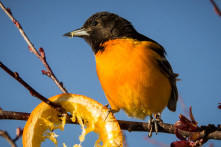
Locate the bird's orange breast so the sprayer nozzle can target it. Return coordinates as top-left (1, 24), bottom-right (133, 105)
top-left (95, 39), bottom-right (171, 119)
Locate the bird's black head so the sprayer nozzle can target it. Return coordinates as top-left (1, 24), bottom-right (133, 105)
top-left (64, 11), bottom-right (140, 54)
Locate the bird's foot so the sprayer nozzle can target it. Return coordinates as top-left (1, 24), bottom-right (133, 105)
top-left (103, 104), bottom-right (118, 120)
top-left (148, 112), bottom-right (162, 138)
top-left (103, 104), bottom-right (109, 109)
top-left (154, 112), bottom-right (162, 122)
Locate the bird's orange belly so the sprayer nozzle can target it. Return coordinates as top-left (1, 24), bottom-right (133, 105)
top-left (95, 39), bottom-right (171, 119)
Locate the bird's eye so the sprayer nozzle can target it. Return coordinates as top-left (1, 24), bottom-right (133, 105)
top-left (92, 21), bottom-right (98, 26)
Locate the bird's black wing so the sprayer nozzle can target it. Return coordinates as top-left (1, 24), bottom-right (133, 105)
top-left (131, 32), bottom-right (178, 111)
top-left (138, 33), bottom-right (178, 111)
top-left (157, 57), bottom-right (178, 112)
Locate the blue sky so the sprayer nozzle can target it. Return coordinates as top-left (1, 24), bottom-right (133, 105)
top-left (0, 0), bottom-right (221, 146)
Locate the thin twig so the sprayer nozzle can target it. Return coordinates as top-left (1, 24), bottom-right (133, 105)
top-left (0, 61), bottom-right (66, 114)
top-left (0, 127), bottom-right (23, 147)
top-left (210, 0), bottom-right (221, 16)
top-left (0, 130), bottom-right (16, 147)
top-left (0, 1), bottom-right (68, 94)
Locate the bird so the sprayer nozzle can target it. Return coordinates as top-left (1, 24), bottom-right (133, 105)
top-left (64, 11), bottom-right (178, 135)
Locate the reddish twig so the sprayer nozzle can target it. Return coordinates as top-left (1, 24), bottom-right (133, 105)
top-left (171, 107), bottom-right (221, 146)
top-left (210, 0), bottom-right (221, 16)
top-left (0, 1), bottom-right (68, 94)
top-left (0, 61), bottom-right (66, 114)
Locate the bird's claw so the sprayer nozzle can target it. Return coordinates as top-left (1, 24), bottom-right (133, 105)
top-left (103, 104), bottom-right (117, 120)
top-left (148, 113), bottom-right (162, 137)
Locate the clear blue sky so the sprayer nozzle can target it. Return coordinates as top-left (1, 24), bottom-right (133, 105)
top-left (0, 0), bottom-right (221, 146)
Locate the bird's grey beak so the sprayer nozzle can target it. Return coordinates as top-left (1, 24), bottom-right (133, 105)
top-left (63, 28), bottom-right (89, 38)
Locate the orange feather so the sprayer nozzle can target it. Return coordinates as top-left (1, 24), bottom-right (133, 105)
top-left (95, 39), bottom-right (171, 119)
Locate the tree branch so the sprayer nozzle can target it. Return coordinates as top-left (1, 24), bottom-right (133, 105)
top-left (0, 1), bottom-right (68, 94)
top-left (0, 109), bottom-right (221, 141)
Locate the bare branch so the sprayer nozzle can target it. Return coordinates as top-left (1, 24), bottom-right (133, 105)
top-left (0, 108), bottom-right (29, 121)
top-left (0, 61), bottom-right (66, 114)
top-left (0, 109), bottom-right (220, 142)
top-left (0, 1), bottom-right (68, 93)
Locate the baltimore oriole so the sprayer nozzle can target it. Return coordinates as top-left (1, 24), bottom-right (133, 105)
top-left (64, 11), bottom-right (178, 135)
